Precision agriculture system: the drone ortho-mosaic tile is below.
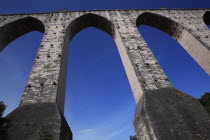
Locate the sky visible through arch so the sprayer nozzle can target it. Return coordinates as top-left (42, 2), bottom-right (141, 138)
top-left (0, 0), bottom-right (210, 140)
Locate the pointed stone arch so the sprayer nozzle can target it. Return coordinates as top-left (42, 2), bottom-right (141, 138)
top-left (65, 13), bottom-right (115, 44)
top-left (60, 13), bottom-right (143, 105)
top-left (0, 17), bottom-right (45, 52)
top-left (0, 16), bottom-right (45, 115)
top-left (136, 12), bottom-right (210, 76)
top-left (56, 13), bottom-right (117, 112)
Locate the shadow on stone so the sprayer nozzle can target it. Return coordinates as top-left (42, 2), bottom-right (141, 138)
top-left (134, 87), bottom-right (210, 140)
top-left (6, 103), bottom-right (72, 140)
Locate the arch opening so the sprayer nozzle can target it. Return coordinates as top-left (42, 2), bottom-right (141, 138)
top-left (0, 17), bottom-right (45, 115)
top-left (57, 13), bottom-right (117, 112)
top-left (0, 31), bottom-right (43, 115)
top-left (64, 14), bottom-right (135, 139)
top-left (0, 17), bottom-right (45, 52)
top-left (137, 12), bottom-right (210, 76)
top-left (137, 12), bottom-right (184, 40)
top-left (203, 11), bottom-right (210, 27)
top-left (137, 13), bottom-right (210, 98)
top-left (66, 13), bottom-right (115, 42)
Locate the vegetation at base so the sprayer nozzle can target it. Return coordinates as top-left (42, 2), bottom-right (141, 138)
top-left (33, 127), bottom-right (53, 140)
top-left (199, 92), bottom-right (210, 115)
top-left (0, 101), bottom-right (11, 140)
top-left (130, 135), bottom-right (137, 140)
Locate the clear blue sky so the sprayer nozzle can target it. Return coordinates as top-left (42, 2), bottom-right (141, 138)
top-left (0, 0), bottom-right (210, 140)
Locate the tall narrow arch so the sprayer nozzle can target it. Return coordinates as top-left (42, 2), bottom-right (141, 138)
top-left (136, 12), bottom-right (210, 76)
top-left (0, 17), bottom-right (45, 52)
top-left (0, 17), bottom-right (45, 115)
top-left (65, 27), bottom-right (136, 140)
top-left (0, 31), bottom-right (44, 115)
top-left (63, 14), bottom-right (135, 139)
top-left (57, 13), bottom-right (117, 108)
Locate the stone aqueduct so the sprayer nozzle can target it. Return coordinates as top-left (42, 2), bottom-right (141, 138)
top-left (0, 8), bottom-right (210, 140)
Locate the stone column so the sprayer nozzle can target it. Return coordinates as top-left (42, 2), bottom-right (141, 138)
top-left (113, 11), bottom-right (172, 103)
top-left (7, 17), bottom-right (72, 140)
top-left (115, 11), bottom-right (210, 140)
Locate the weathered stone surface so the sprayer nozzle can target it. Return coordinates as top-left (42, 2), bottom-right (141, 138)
top-left (134, 88), bottom-right (210, 140)
top-left (0, 9), bottom-right (210, 140)
top-left (6, 103), bottom-right (72, 140)
top-left (1, 9), bottom-right (210, 105)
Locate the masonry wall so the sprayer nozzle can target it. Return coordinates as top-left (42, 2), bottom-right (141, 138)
top-left (0, 9), bottom-right (210, 140)
top-left (1, 9), bottom-right (209, 110)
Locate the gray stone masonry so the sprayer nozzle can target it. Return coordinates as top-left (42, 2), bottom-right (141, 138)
top-left (0, 8), bottom-right (210, 140)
